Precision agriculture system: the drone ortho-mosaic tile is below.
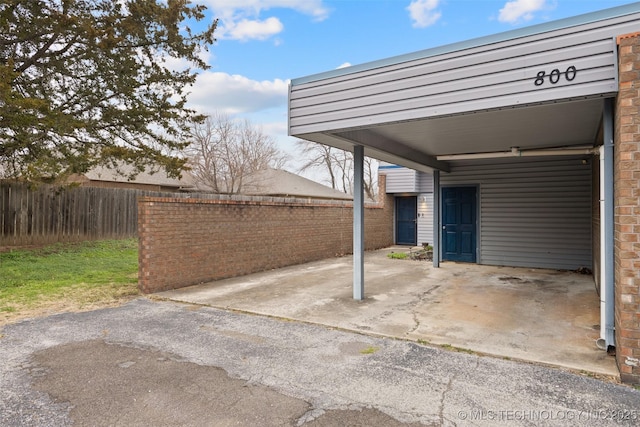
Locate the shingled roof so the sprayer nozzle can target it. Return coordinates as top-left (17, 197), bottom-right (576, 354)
top-left (194, 168), bottom-right (353, 200)
top-left (82, 162), bottom-right (195, 190)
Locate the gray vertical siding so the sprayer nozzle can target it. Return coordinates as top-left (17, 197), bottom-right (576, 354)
top-left (441, 157), bottom-right (592, 270)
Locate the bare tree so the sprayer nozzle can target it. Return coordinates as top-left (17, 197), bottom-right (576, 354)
top-left (362, 157), bottom-right (378, 201)
top-left (296, 140), bottom-right (378, 201)
top-left (333, 149), bottom-right (353, 194)
top-left (296, 140), bottom-right (338, 189)
top-left (185, 113), bottom-right (287, 194)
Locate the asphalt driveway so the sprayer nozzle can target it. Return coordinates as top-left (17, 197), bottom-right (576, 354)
top-left (1, 298), bottom-right (639, 426)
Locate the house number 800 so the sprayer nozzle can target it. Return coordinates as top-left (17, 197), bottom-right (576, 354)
top-left (534, 66), bottom-right (577, 86)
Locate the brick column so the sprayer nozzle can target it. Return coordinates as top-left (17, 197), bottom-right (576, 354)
top-left (615, 33), bottom-right (640, 384)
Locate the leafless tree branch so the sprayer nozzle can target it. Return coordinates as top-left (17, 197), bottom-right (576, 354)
top-left (295, 140), bottom-right (378, 200)
top-left (185, 113), bottom-right (288, 194)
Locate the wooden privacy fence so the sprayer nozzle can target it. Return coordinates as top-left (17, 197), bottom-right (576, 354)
top-left (0, 182), bottom-right (190, 247)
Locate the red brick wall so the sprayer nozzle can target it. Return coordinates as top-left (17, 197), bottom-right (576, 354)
top-left (615, 34), bottom-right (640, 384)
top-left (138, 175), bottom-right (393, 293)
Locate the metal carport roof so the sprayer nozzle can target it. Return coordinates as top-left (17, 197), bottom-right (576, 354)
top-left (288, 2), bottom-right (640, 170)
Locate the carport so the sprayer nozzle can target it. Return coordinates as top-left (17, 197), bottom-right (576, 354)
top-left (158, 248), bottom-right (617, 376)
top-left (288, 3), bottom-right (640, 379)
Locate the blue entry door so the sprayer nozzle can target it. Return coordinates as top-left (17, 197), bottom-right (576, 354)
top-left (442, 187), bottom-right (477, 262)
top-left (396, 197), bottom-right (417, 245)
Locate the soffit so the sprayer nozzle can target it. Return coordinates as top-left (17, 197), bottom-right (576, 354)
top-left (333, 98), bottom-right (604, 162)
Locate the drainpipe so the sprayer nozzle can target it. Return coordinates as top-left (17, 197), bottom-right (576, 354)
top-left (599, 145), bottom-right (607, 347)
top-left (598, 98), bottom-right (616, 349)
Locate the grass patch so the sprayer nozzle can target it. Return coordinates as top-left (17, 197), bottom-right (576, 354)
top-left (360, 346), bottom-right (380, 355)
top-left (0, 239), bottom-right (140, 325)
top-left (387, 252), bottom-right (408, 260)
top-left (387, 248), bottom-right (433, 261)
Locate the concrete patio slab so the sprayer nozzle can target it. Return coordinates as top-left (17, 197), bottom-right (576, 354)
top-left (157, 247), bottom-right (617, 378)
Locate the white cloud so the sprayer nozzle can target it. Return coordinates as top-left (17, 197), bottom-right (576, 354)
top-left (407, 0), bottom-right (442, 28)
top-left (498, 0), bottom-right (551, 24)
top-left (187, 72), bottom-right (289, 115)
top-left (205, 0), bottom-right (329, 21)
top-left (205, 0), bottom-right (329, 41)
top-left (261, 120), bottom-right (289, 138)
top-left (337, 62), bottom-right (351, 69)
top-left (223, 17), bottom-right (284, 41)
top-left (161, 48), bottom-right (214, 72)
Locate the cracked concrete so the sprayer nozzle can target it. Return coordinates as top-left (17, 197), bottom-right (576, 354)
top-left (1, 299), bottom-right (637, 426)
top-left (159, 247), bottom-right (617, 377)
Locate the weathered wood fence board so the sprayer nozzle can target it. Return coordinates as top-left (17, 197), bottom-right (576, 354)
top-left (1, 182), bottom-right (192, 247)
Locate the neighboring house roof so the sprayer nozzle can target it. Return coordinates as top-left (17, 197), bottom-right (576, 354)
top-left (81, 162), bottom-right (195, 190)
top-left (243, 169), bottom-right (352, 200)
top-left (194, 168), bottom-right (352, 200)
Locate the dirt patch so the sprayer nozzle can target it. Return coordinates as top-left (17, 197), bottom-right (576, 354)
top-left (0, 292), bottom-right (139, 328)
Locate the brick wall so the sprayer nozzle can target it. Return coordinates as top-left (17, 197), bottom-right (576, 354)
top-left (615, 33), bottom-right (640, 384)
top-left (138, 175), bottom-right (393, 293)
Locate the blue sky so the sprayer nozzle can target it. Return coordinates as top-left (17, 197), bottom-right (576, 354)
top-left (186, 0), bottom-right (637, 175)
